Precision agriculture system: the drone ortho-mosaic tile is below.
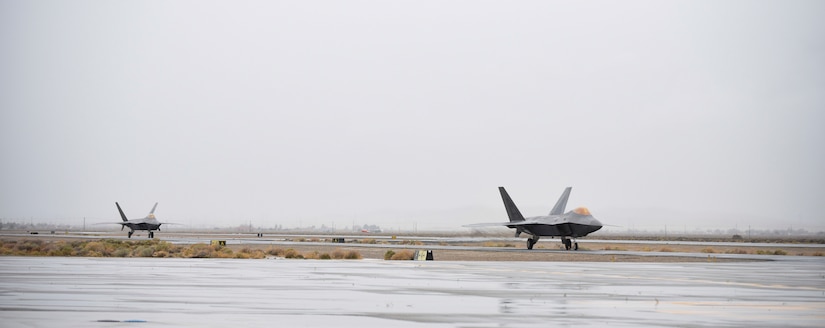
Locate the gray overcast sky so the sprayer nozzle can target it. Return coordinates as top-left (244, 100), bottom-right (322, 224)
top-left (2, 1), bottom-right (823, 231)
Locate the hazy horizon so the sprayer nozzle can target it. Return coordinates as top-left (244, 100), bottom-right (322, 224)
top-left (2, 1), bottom-right (823, 232)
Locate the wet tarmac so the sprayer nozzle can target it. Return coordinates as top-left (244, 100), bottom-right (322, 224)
top-left (1, 256), bottom-right (823, 327)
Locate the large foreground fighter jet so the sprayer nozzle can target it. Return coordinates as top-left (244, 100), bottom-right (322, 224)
top-left (113, 202), bottom-right (168, 238)
top-left (467, 187), bottom-right (603, 250)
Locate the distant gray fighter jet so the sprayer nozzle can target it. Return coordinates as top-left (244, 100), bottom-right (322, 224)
top-left (467, 187), bottom-right (603, 250)
top-left (113, 202), bottom-right (167, 238)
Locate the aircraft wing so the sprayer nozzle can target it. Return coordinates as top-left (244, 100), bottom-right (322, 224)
top-left (503, 220), bottom-right (547, 226)
top-left (463, 220), bottom-right (543, 228)
top-left (463, 222), bottom-right (512, 228)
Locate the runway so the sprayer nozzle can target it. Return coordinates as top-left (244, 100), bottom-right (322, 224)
top-left (1, 256), bottom-right (823, 327)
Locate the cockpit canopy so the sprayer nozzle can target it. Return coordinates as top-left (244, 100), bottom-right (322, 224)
top-left (572, 207), bottom-right (591, 216)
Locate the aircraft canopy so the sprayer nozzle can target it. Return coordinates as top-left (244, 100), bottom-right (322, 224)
top-left (572, 207), bottom-right (591, 216)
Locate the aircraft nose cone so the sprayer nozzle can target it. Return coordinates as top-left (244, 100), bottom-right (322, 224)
top-left (589, 216), bottom-right (603, 233)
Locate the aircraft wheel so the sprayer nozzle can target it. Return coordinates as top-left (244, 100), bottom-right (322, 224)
top-left (149, 232), bottom-right (154, 238)
top-left (526, 239), bottom-right (535, 250)
top-left (563, 238), bottom-right (571, 250)
top-left (128, 231), bottom-right (133, 238)
top-left (574, 242), bottom-right (579, 251)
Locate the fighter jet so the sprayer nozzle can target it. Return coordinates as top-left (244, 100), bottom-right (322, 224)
top-left (113, 202), bottom-right (168, 238)
top-left (467, 187), bottom-right (603, 250)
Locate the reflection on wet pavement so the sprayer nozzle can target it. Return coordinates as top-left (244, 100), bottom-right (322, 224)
top-left (1, 257), bottom-right (823, 327)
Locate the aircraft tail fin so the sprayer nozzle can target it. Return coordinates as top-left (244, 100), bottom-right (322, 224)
top-left (116, 202), bottom-right (128, 222)
top-left (149, 202), bottom-right (158, 214)
top-left (499, 187), bottom-right (525, 222)
top-left (550, 187), bottom-right (572, 215)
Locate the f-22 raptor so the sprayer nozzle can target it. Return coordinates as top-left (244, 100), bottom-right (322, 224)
top-left (468, 187), bottom-right (603, 250)
top-left (114, 202), bottom-right (168, 238)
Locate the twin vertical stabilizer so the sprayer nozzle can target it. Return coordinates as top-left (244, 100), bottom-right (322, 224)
top-left (550, 187), bottom-right (572, 215)
top-left (499, 187), bottom-right (525, 222)
top-left (500, 186), bottom-right (573, 222)
top-left (116, 202), bottom-right (128, 222)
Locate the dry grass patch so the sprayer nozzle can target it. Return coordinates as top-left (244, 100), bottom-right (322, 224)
top-left (236, 247), bottom-right (265, 259)
top-left (603, 246), bottom-right (627, 251)
top-left (482, 242), bottom-right (515, 248)
top-left (756, 249), bottom-right (788, 256)
top-left (387, 250), bottom-right (414, 260)
top-left (283, 248), bottom-right (301, 259)
top-left (260, 247), bottom-right (360, 260)
top-left (0, 239), bottom-right (248, 259)
top-left (265, 247), bottom-right (285, 256)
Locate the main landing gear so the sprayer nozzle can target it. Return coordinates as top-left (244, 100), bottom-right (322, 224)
top-left (127, 231), bottom-right (154, 238)
top-left (527, 236), bottom-right (541, 250)
top-left (561, 237), bottom-right (578, 251)
top-left (526, 236), bottom-right (579, 251)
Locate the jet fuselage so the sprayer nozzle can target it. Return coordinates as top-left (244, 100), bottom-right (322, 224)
top-left (511, 212), bottom-right (602, 238)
